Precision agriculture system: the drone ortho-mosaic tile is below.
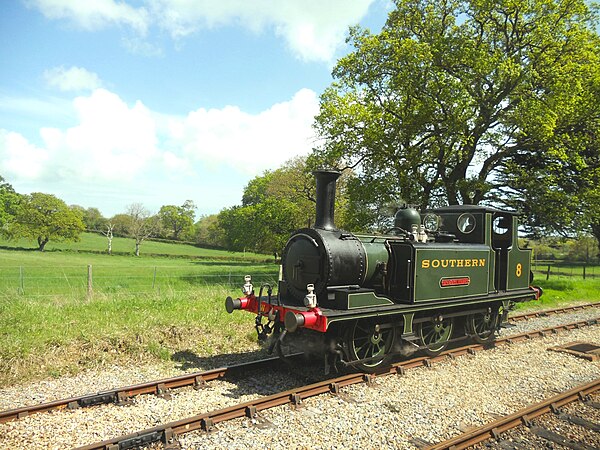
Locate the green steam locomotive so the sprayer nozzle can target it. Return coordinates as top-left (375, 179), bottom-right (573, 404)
top-left (226, 170), bottom-right (541, 372)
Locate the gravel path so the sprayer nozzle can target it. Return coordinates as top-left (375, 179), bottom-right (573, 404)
top-left (0, 304), bottom-right (599, 449)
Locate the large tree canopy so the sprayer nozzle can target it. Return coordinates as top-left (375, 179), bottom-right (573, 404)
top-left (314, 0), bottom-right (600, 228)
top-left (499, 50), bottom-right (600, 252)
top-left (8, 193), bottom-right (85, 251)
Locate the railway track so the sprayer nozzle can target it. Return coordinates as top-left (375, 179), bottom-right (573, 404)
top-left (1, 301), bottom-right (598, 426)
top-left (426, 378), bottom-right (600, 450)
top-left (0, 355), bottom-right (306, 425)
top-left (71, 316), bottom-right (600, 450)
top-left (509, 301), bottom-right (600, 322)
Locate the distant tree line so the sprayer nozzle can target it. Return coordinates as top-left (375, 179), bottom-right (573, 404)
top-left (0, 175), bottom-right (201, 256)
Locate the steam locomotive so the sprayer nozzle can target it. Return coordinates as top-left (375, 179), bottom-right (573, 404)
top-left (226, 170), bottom-right (541, 372)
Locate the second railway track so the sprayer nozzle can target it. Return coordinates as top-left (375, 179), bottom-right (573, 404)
top-left (426, 378), bottom-right (600, 450)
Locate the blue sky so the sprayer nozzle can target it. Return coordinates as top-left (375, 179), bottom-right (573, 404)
top-left (0, 0), bottom-right (390, 219)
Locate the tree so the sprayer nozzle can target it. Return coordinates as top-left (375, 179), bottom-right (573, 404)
top-left (497, 36), bottom-right (600, 253)
top-left (125, 203), bottom-right (158, 256)
top-left (313, 0), bottom-right (600, 217)
top-left (8, 193), bottom-right (85, 251)
top-left (102, 222), bottom-right (115, 255)
top-left (194, 214), bottom-right (224, 248)
top-left (0, 175), bottom-right (20, 231)
top-left (566, 235), bottom-right (599, 263)
top-left (110, 213), bottom-right (132, 236)
top-left (83, 207), bottom-right (107, 231)
top-left (215, 157), bottom-right (358, 254)
top-left (218, 198), bottom-right (300, 255)
top-left (158, 200), bottom-right (196, 240)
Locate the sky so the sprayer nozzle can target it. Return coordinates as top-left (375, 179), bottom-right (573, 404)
top-left (0, 0), bottom-right (390, 219)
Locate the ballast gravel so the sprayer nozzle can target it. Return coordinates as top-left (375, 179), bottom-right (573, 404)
top-left (0, 304), bottom-right (599, 449)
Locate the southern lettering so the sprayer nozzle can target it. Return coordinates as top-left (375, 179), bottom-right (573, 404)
top-left (421, 258), bottom-right (486, 269)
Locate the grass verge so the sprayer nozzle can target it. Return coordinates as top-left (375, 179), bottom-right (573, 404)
top-left (0, 287), bottom-right (260, 386)
top-left (514, 277), bottom-right (600, 311)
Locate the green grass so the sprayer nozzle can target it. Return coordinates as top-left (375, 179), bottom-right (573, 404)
top-left (0, 234), bottom-right (279, 297)
top-left (0, 288), bottom-right (261, 385)
top-left (515, 277), bottom-right (600, 311)
top-left (0, 234), bottom-right (279, 385)
top-left (0, 232), bottom-right (271, 260)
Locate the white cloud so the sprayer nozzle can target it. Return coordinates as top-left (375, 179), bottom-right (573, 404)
top-left (26, 0), bottom-right (150, 34)
top-left (44, 66), bottom-right (103, 92)
top-left (0, 87), bottom-right (319, 213)
top-left (39, 89), bottom-right (159, 181)
top-left (27, 0), bottom-right (377, 62)
top-left (153, 0), bottom-right (376, 61)
top-left (0, 130), bottom-right (49, 180)
top-left (169, 88), bottom-right (319, 171)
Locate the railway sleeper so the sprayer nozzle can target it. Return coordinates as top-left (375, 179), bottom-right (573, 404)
top-left (529, 425), bottom-right (594, 450)
top-left (106, 427), bottom-right (176, 450)
top-left (557, 412), bottom-right (600, 432)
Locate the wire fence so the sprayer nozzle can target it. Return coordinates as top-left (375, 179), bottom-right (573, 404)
top-left (532, 260), bottom-right (599, 280)
top-left (0, 265), bottom-right (280, 297)
top-left (2, 259), bottom-right (595, 299)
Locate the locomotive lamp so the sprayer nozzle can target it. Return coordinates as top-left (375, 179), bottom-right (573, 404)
top-left (242, 275), bottom-right (253, 296)
top-left (304, 284), bottom-right (317, 309)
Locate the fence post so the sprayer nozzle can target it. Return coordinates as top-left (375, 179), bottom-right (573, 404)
top-left (87, 264), bottom-right (93, 298)
top-left (546, 264), bottom-right (551, 280)
top-left (152, 266), bottom-right (157, 289)
top-left (583, 265), bottom-right (586, 280)
top-left (19, 266), bottom-right (24, 294)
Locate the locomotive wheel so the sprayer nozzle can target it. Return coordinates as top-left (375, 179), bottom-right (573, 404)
top-left (466, 309), bottom-right (499, 344)
top-left (346, 320), bottom-right (395, 373)
top-left (415, 315), bottom-right (454, 356)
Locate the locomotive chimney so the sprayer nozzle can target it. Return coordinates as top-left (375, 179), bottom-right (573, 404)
top-left (313, 169), bottom-right (341, 231)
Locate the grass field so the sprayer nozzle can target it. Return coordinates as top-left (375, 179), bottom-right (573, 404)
top-left (0, 287), bottom-right (261, 384)
top-left (0, 234), bottom-right (278, 385)
top-left (0, 232), bottom-right (271, 260)
top-left (0, 233), bottom-right (598, 386)
top-left (0, 233), bottom-right (278, 297)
